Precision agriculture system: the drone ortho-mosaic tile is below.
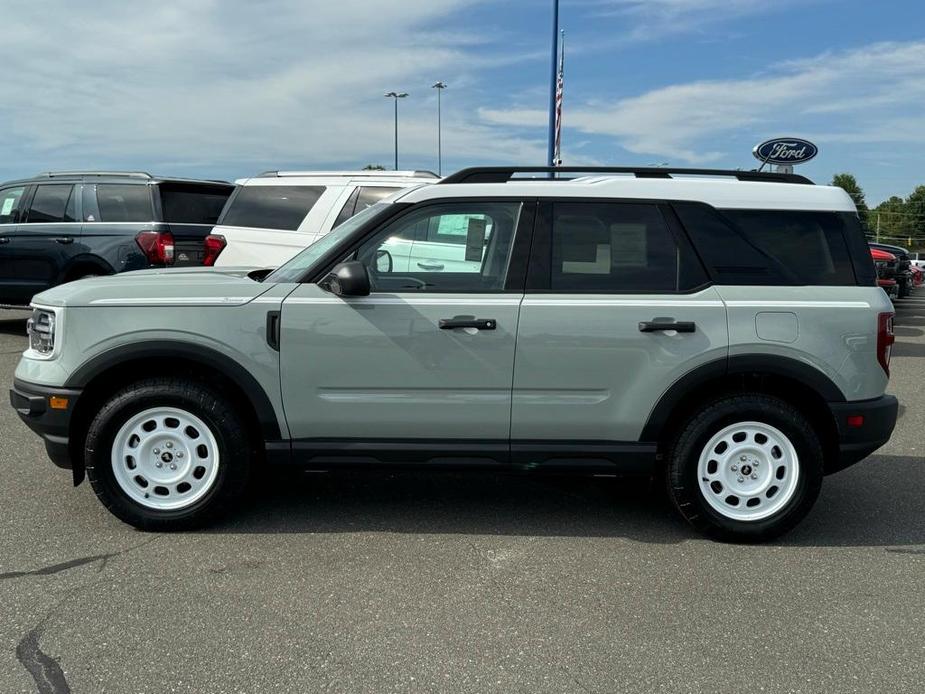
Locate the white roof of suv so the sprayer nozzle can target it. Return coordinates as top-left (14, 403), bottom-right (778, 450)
top-left (398, 167), bottom-right (855, 212)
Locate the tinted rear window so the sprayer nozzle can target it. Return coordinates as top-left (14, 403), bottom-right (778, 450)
top-left (674, 203), bottom-right (860, 286)
top-left (220, 185), bottom-right (325, 230)
top-left (159, 183), bottom-right (232, 224)
top-left (96, 184), bottom-right (153, 222)
top-left (27, 184), bottom-right (76, 223)
top-left (723, 210), bottom-right (856, 285)
top-left (549, 202), bottom-right (706, 292)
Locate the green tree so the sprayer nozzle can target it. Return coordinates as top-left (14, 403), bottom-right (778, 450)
top-left (831, 173), bottom-right (869, 229)
top-left (871, 196), bottom-right (910, 242)
top-left (904, 185), bottom-right (925, 248)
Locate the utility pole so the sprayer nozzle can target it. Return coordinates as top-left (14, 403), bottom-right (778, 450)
top-left (384, 91), bottom-right (408, 170)
top-left (432, 82), bottom-right (447, 176)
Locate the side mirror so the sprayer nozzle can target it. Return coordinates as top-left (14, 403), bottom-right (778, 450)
top-left (320, 260), bottom-right (370, 297)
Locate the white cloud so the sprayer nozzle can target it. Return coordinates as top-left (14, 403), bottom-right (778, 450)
top-left (480, 40), bottom-right (925, 164)
top-left (0, 0), bottom-right (547, 177)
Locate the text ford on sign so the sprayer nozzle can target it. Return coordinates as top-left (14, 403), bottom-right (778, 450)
top-left (752, 138), bottom-right (818, 165)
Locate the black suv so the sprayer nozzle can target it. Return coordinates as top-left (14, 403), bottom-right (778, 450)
top-left (869, 242), bottom-right (914, 298)
top-left (0, 171), bottom-right (234, 307)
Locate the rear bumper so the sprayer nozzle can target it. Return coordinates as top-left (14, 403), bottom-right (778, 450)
top-left (827, 395), bottom-right (898, 474)
top-left (9, 379), bottom-right (81, 470)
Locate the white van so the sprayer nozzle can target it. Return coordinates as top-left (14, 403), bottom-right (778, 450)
top-left (212, 170), bottom-right (437, 267)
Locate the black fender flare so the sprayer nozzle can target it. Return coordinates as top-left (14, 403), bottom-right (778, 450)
top-left (640, 354), bottom-right (845, 442)
top-left (66, 340), bottom-right (282, 440)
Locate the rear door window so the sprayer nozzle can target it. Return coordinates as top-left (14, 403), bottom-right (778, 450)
top-left (546, 202), bottom-right (706, 292)
top-left (219, 185), bottom-right (325, 230)
top-left (25, 184), bottom-right (76, 223)
top-left (95, 184), bottom-right (154, 222)
top-left (158, 183), bottom-right (233, 224)
top-left (0, 186), bottom-right (27, 224)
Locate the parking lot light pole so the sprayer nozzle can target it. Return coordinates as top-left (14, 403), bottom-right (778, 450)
top-left (432, 82), bottom-right (447, 176)
top-left (385, 91), bottom-right (408, 170)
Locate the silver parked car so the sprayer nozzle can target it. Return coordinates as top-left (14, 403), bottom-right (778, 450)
top-left (10, 166), bottom-right (898, 541)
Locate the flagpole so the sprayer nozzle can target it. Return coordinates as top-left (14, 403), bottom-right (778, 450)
top-left (546, 0), bottom-right (559, 169)
top-left (553, 29), bottom-right (565, 166)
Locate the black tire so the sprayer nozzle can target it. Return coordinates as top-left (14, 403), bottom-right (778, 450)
top-left (85, 377), bottom-right (252, 531)
top-left (665, 394), bottom-right (823, 543)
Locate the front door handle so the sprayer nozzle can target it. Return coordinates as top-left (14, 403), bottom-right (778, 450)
top-left (639, 321), bottom-right (696, 333)
top-left (53, 237), bottom-right (74, 244)
top-left (440, 317), bottom-right (497, 330)
top-left (417, 261), bottom-right (444, 271)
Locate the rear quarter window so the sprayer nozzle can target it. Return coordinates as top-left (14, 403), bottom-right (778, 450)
top-left (158, 183), bottom-right (233, 224)
top-left (219, 185), bottom-right (325, 230)
top-left (95, 184), bottom-right (154, 222)
top-left (674, 203), bottom-right (863, 286)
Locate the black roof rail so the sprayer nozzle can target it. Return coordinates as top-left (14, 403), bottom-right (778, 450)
top-left (36, 170), bottom-right (153, 179)
top-left (439, 166), bottom-right (814, 185)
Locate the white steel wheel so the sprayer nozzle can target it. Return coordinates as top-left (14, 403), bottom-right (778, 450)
top-left (111, 407), bottom-right (221, 511)
top-left (696, 421), bottom-right (800, 522)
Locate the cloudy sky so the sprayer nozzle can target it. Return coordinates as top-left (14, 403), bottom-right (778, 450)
top-left (1, 0), bottom-right (923, 203)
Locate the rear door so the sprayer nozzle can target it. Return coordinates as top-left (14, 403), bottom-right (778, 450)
top-left (11, 183), bottom-right (80, 299)
top-left (155, 182), bottom-right (234, 266)
top-left (82, 183), bottom-right (157, 272)
top-left (0, 184), bottom-right (29, 304)
top-left (511, 200), bottom-right (728, 452)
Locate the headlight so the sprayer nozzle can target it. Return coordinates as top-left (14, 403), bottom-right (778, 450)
top-left (27, 308), bottom-right (57, 357)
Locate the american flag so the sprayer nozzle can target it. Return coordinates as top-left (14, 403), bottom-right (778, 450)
top-left (553, 31), bottom-right (565, 166)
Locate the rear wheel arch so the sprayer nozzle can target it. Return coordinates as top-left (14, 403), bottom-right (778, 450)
top-left (66, 343), bottom-right (281, 482)
top-left (643, 356), bottom-right (843, 470)
top-left (61, 256), bottom-right (115, 282)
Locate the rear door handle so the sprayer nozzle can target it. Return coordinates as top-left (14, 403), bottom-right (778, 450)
top-left (440, 317), bottom-right (497, 330)
top-left (639, 321), bottom-right (696, 333)
top-left (417, 261), bottom-right (444, 271)
top-left (54, 237), bottom-right (74, 244)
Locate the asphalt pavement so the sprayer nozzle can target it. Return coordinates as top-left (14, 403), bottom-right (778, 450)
top-left (1, 295), bottom-right (923, 694)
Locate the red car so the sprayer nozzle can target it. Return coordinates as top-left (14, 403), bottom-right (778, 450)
top-left (871, 248), bottom-right (899, 299)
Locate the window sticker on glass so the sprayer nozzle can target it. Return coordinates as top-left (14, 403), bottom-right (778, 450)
top-left (465, 217), bottom-right (486, 262)
top-left (610, 223), bottom-right (648, 267)
top-left (1, 197), bottom-right (14, 216)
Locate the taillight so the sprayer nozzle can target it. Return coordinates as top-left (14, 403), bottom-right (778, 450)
top-left (203, 234), bottom-right (226, 267)
top-left (877, 312), bottom-right (895, 375)
top-left (135, 230), bottom-right (175, 265)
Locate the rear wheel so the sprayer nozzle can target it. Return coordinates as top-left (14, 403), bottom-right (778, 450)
top-left (85, 378), bottom-right (252, 530)
top-left (665, 394), bottom-right (823, 542)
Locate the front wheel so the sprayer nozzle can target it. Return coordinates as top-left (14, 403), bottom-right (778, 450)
top-left (666, 394), bottom-right (824, 542)
top-left (85, 378), bottom-right (252, 530)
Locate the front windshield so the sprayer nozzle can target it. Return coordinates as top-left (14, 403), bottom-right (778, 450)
top-left (265, 202), bottom-right (392, 283)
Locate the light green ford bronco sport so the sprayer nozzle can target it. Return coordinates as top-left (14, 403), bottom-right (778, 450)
top-left (10, 167), bottom-right (898, 541)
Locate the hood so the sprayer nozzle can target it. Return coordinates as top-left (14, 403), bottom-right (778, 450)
top-left (32, 266), bottom-right (277, 308)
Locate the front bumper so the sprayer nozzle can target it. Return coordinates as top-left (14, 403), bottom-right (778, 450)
top-left (827, 394), bottom-right (899, 474)
top-left (9, 379), bottom-right (82, 470)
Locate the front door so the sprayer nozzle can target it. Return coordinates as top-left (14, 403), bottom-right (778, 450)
top-left (14, 183), bottom-right (80, 299)
top-left (512, 201), bottom-right (729, 449)
top-left (280, 200), bottom-right (533, 461)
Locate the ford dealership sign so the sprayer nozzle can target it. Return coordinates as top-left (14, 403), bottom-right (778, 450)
top-left (752, 138), bottom-right (818, 166)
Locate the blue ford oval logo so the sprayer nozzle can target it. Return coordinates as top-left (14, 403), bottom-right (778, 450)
top-left (752, 138), bottom-right (818, 165)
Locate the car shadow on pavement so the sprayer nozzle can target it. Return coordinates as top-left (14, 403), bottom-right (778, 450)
top-left (203, 454), bottom-right (925, 548)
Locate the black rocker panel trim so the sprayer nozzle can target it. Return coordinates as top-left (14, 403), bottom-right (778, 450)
top-left (287, 439), bottom-right (657, 473)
